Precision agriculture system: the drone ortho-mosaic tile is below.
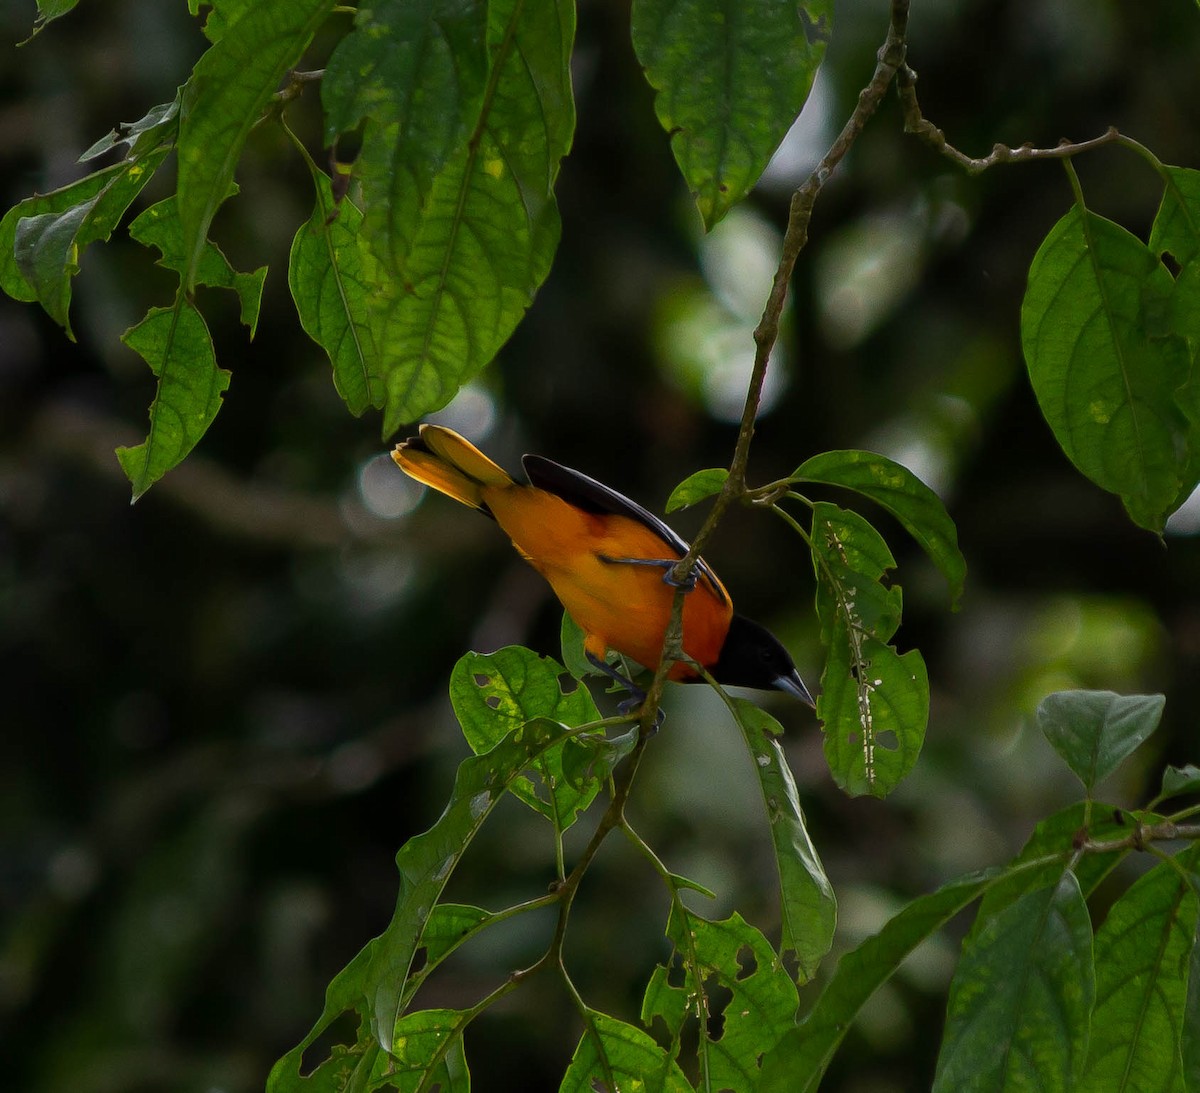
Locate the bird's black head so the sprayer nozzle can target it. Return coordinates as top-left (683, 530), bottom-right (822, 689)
top-left (710, 614), bottom-right (815, 707)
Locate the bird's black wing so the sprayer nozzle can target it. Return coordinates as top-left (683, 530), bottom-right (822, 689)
top-left (522, 454), bottom-right (727, 604)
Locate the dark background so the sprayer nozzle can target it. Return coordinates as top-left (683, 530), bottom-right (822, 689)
top-left (3, 1), bottom-right (1199, 1090)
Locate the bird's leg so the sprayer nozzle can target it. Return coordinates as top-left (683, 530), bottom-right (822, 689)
top-left (598, 555), bottom-right (698, 591)
top-left (585, 651), bottom-right (664, 729)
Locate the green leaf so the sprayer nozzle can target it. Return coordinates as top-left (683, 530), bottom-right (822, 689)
top-left (761, 867), bottom-right (1005, 1093)
top-left (631, 0), bottom-right (831, 230)
top-left (175, 0), bottom-right (333, 291)
top-left (1021, 205), bottom-right (1197, 532)
top-left (1150, 165), bottom-right (1200, 267)
top-left (328, 0), bottom-right (575, 434)
top-left (1161, 763), bottom-right (1200, 800)
top-left (1081, 846), bottom-right (1200, 1093)
top-left (730, 698), bottom-right (836, 981)
top-left (933, 874), bottom-right (1095, 1093)
top-left (79, 97), bottom-right (181, 163)
top-left (23, 0), bottom-right (80, 39)
top-left (559, 610), bottom-right (591, 681)
top-left (268, 715), bottom-right (577, 1086)
top-left (561, 1011), bottom-right (693, 1093)
top-left (810, 503), bottom-right (926, 797)
top-left (116, 298), bottom-right (229, 500)
top-left (1036, 690), bottom-right (1166, 792)
top-left (128, 198), bottom-right (267, 334)
top-left (642, 907), bottom-right (798, 1090)
top-left (450, 647), bottom-right (602, 830)
top-left (665, 467), bottom-right (728, 513)
top-left (7, 146), bottom-right (170, 333)
top-left (382, 1009), bottom-right (471, 1092)
top-left (792, 449), bottom-right (966, 607)
top-left (1185, 900), bottom-right (1200, 1091)
top-left (288, 167), bottom-right (382, 415)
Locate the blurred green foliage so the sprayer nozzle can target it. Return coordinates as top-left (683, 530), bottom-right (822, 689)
top-left (2, 0), bottom-right (1200, 1090)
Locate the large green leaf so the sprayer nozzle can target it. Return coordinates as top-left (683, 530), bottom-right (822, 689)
top-left (730, 698), bottom-right (836, 980)
top-left (1081, 846), bottom-right (1200, 1093)
top-left (631, 0), bottom-right (832, 229)
top-left (268, 714), bottom-right (578, 1087)
top-left (175, 0), bottom-right (333, 291)
top-left (761, 867), bottom-right (1005, 1093)
top-left (642, 907), bottom-right (798, 1090)
top-left (1036, 689), bottom-right (1166, 793)
top-left (375, 1009), bottom-right (472, 1092)
top-left (933, 874), bottom-right (1095, 1093)
top-left (288, 167), bottom-right (382, 415)
top-left (1022, 205), bottom-right (1198, 532)
top-left (326, 0), bottom-right (575, 433)
top-left (449, 646), bottom-right (604, 831)
top-left (792, 449), bottom-right (966, 607)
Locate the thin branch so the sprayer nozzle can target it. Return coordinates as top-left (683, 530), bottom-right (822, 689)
top-left (1077, 820), bottom-right (1200, 855)
top-left (896, 64), bottom-right (1121, 174)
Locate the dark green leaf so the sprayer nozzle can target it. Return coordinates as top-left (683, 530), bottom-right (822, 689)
top-left (933, 874), bottom-right (1095, 1093)
top-left (665, 467), bottom-right (728, 513)
top-left (730, 698), bottom-right (836, 980)
top-left (116, 298), bottom-right (229, 501)
top-left (329, 0), bottom-right (575, 434)
top-left (762, 867), bottom-right (1005, 1093)
top-left (642, 906), bottom-right (798, 1089)
top-left (267, 715), bottom-right (577, 1086)
top-left (561, 1011), bottom-right (693, 1093)
top-left (175, 0), bottom-right (333, 291)
top-left (632, 0), bottom-right (832, 229)
top-left (1081, 846), bottom-right (1200, 1092)
top-left (792, 449), bottom-right (966, 606)
top-left (416, 903), bottom-right (492, 970)
top-left (1184, 896), bottom-right (1200, 1091)
top-left (1022, 205), bottom-right (1197, 532)
top-left (288, 168), bottom-right (382, 414)
top-left (1162, 764), bottom-right (1200, 800)
top-left (1150, 165), bottom-right (1200, 267)
top-left (129, 198), bottom-right (267, 334)
top-left (450, 647), bottom-right (602, 829)
top-left (1036, 690), bottom-right (1166, 792)
top-left (9, 146), bottom-right (170, 333)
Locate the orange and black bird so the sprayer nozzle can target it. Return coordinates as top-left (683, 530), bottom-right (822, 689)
top-left (392, 425), bottom-right (814, 715)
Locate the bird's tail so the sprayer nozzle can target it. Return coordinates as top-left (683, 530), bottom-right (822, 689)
top-left (392, 424), bottom-right (512, 513)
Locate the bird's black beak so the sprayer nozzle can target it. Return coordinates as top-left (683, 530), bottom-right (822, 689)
top-left (773, 668), bottom-right (816, 709)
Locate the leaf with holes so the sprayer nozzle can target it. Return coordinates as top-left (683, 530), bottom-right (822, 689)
top-left (731, 698), bottom-right (836, 981)
top-left (1036, 689), bottom-right (1165, 793)
top-left (8, 146), bottom-right (170, 334)
top-left (1149, 165), bottom-right (1200, 268)
top-left (377, 1009), bottom-right (471, 1092)
top-left (561, 1011), bottom-right (693, 1093)
top-left (1022, 204), bottom-right (1199, 532)
top-left (642, 906), bottom-right (798, 1090)
top-left (450, 646), bottom-right (603, 830)
top-left (809, 502), bottom-right (926, 797)
top-left (933, 874), bottom-right (1095, 1093)
top-left (1081, 845), bottom-right (1200, 1092)
top-left (268, 715), bottom-right (576, 1086)
top-left (632, 0), bottom-right (832, 230)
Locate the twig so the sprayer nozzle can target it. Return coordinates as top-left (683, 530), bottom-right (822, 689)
top-left (896, 64), bottom-right (1122, 174)
top-left (1078, 820), bottom-right (1200, 855)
